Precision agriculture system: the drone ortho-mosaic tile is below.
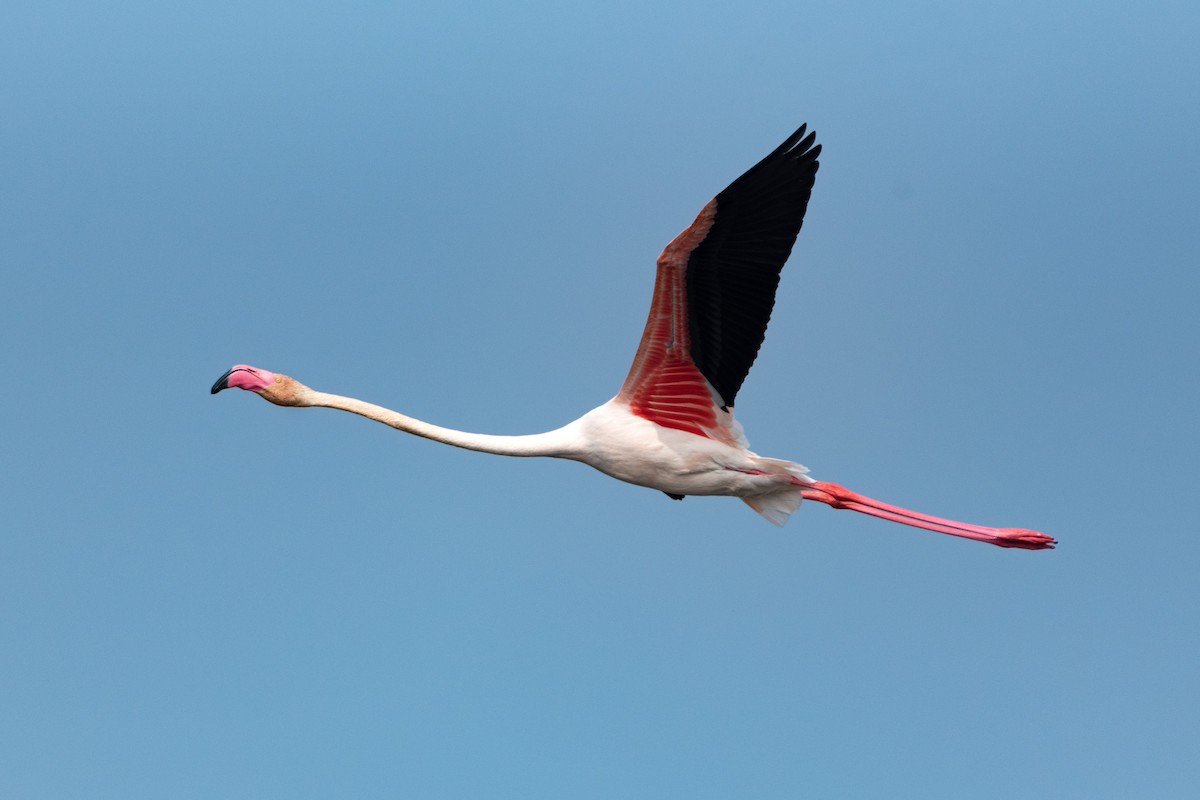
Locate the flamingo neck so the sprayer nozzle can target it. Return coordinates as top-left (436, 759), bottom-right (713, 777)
top-left (799, 481), bottom-right (1055, 550)
top-left (303, 390), bottom-right (582, 459)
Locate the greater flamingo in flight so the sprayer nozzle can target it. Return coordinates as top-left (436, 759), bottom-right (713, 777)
top-left (213, 124), bottom-right (1054, 550)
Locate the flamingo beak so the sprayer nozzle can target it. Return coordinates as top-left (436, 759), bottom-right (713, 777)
top-left (211, 365), bottom-right (276, 394)
top-left (210, 368), bottom-right (237, 394)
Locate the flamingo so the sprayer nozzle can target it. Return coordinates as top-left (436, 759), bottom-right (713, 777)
top-left (212, 124), bottom-right (1054, 550)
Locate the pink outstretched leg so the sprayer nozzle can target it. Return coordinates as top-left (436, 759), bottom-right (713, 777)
top-left (800, 481), bottom-right (1055, 550)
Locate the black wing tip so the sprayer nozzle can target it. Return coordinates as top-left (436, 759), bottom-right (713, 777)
top-left (717, 123), bottom-right (821, 202)
top-left (781, 125), bottom-right (821, 165)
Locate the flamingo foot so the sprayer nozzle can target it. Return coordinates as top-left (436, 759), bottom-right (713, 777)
top-left (989, 528), bottom-right (1058, 550)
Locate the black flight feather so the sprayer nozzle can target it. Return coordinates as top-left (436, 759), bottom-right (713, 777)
top-left (685, 125), bottom-right (821, 408)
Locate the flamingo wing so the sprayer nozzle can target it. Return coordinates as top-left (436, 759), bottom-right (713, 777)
top-left (617, 124), bottom-right (822, 439)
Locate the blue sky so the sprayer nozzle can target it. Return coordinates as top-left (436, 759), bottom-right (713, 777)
top-left (3, 1), bottom-right (1198, 797)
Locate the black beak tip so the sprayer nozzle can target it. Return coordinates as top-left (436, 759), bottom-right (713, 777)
top-left (211, 369), bottom-right (234, 395)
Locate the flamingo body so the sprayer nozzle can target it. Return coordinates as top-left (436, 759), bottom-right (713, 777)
top-left (213, 124), bottom-right (1055, 550)
top-left (566, 401), bottom-right (808, 498)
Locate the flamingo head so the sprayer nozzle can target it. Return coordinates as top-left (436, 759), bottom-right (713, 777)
top-left (211, 364), bottom-right (308, 406)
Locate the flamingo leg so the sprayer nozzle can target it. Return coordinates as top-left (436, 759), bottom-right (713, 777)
top-left (800, 481), bottom-right (1056, 550)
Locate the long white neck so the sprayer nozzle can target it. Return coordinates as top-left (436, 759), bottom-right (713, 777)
top-left (302, 390), bottom-right (583, 459)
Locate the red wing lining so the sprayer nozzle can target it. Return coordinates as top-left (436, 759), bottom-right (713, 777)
top-left (628, 357), bottom-right (718, 437)
top-left (618, 199), bottom-right (722, 439)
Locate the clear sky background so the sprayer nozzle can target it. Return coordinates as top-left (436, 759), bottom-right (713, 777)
top-left (3, 1), bottom-right (1198, 797)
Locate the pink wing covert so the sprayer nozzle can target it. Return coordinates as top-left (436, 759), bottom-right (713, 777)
top-left (616, 199), bottom-right (728, 441)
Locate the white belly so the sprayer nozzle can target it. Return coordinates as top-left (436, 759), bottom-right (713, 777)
top-left (562, 401), bottom-right (797, 498)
